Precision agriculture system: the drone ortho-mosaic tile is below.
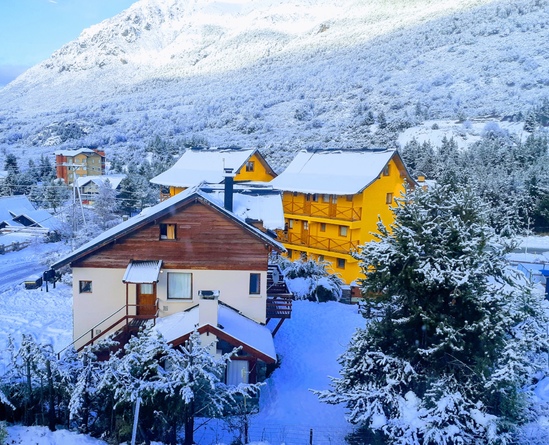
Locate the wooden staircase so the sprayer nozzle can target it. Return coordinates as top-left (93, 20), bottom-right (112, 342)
top-left (266, 264), bottom-right (293, 336)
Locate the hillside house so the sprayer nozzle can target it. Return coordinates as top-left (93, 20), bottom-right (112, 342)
top-left (75, 174), bottom-right (126, 205)
top-left (269, 149), bottom-right (415, 284)
top-left (55, 148), bottom-right (106, 185)
top-left (150, 147), bottom-right (277, 199)
top-left (49, 183), bottom-right (291, 385)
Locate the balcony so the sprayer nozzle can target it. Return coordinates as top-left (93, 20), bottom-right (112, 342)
top-left (283, 199), bottom-right (361, 221)
top-left (277, 231), bottom-right (360, 255)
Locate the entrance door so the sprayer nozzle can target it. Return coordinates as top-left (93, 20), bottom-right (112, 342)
top-left (137, 283), bottom-right (156, 316)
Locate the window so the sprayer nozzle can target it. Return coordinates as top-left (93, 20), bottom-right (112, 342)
top-left (383, 164), bottom-right (390, 176)
top-left (336, 258), bottom-right (346, 269)
top-left (318, 255), bottom-right (325, 262)
top-left (79, 281), bottom-right (92, 293)
top-left (245, 160), bottom-right (255, 172)
top-left (303, 221), bottom-right (309, 230)
top-left (386, 193), bottom-right (393, 204)
top-left (346, 195), bottom-right (353, 202)
top-left (339, 226), bottom-right (348, 237)
top-left (322, 194), bottom-right (330, 203)
top-left (226, 360), bottom-right (249, 385)
top-left (312, 194), bottom-right (319, 202)
top-left (288, 219), bottom-right (294, 229)
top-left (160, 223), bottom-right (176, 240)
top-left (320, 223), bottom-right (326, 232)
top-left (167, 273), bottom-right (192, 299)
top-left (249, 273), bottom-right (261, 295)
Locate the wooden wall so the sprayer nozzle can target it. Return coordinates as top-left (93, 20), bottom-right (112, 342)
top-left (73, 202), bottom-right (271, 270)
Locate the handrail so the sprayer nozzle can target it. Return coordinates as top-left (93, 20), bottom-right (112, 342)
top-left (56, 299), bottom-right (160, 357)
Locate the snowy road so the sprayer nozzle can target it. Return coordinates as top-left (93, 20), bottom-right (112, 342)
top-left (0, 240), bottom-right (73, 364)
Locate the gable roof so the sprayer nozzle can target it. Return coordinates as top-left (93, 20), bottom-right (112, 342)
top-left (155, 304), bottom-right (277, 363)
top-left (50, 186), bottom-right (284, 270)
top-left (150, 148), bottom-right (274, 188)
top-left (54, 148), bottom-right (102, 157)
top-left (75, 174), bottom-right (126, 190)
top-left (270, 149), bottom-right (414, 195)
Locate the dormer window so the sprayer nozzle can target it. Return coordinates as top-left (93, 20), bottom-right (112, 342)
top-left (160, 223), bottom-right (176, 240)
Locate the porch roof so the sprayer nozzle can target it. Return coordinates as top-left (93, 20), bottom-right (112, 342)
top-left (122, 260), bottom-right (163, 284)
top-left (155, 304), bottom-right (277, 363)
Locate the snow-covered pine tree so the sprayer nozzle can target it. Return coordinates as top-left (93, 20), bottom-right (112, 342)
top-left (93, 178), bottom-right (121, 230)
top-left (316, 185), bottom-right (549, 444)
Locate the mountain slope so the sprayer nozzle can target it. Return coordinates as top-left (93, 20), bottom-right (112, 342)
top-left (0, 0), bottom-right (548, 163)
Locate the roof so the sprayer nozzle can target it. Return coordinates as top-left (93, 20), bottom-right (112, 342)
top-left (75, 174), bottom-right (126, 190)
top-left (122, 260), bottom-right (163, 284)
top-left (51, 186), bottom-right (285, 270)
top-left (0, 196), bottom-right (63, 231)
top-left (54, 148), bottom-right (102, 157)
top-left (200, 185), bottom-right (285, 231)
top-left (150, 148), bottom-right (260, 188)
top-left (155, 304), bottom-right (277, 363)
top-left (0, 195), bottom-right (35, 221)
top-left (269, 149), bottom-right (413, 195)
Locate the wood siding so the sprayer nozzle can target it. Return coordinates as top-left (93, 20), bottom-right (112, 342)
top-left (73, 202), bottom-right (270, 270)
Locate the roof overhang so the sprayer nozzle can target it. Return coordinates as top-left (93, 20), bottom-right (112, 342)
top-left (122, 260), bottom-right (163, 284)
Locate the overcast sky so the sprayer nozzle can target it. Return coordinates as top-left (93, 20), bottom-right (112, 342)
top-left (0, 0), bottom-right (136, 86)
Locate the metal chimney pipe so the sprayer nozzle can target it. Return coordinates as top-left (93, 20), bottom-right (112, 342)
top-left (224, 167), bottom-right (235, 212)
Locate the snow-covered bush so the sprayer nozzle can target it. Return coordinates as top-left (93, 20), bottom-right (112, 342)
top-left (277, 258), bottom-right (343, 302)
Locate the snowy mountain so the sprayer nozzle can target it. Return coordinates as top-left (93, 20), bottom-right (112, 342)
top-left (1, 0), bottom-right (549, 165)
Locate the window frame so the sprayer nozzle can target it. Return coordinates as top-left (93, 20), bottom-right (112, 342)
top-left (160, 223), bottom-right (177, 240)
top-left (245, 160), bottom-right (255, 172)
top-left (336, 258), bottom-right (346, 269)
top-left (339, 225), bottom-right (348, 237)
top-left (386, 192), bottom-right (393, 204)
top-left (249, 273), bottom-right (261, 295)
top-left (320, 223), bottom-right (326, 232)
top-left (79, 280), bottom-right (92, 293)
top-left (167, 272), bottom-right (193, 300)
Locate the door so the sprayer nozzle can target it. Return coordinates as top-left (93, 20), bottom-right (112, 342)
top-left (137, 283), bottom-right (156, 316)
top-left (301, 220), bottom-right (309, 245)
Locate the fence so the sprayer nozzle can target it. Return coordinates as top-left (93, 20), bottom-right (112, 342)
top-left (0, 240), bottom-right (31, 254)
top-left (195, 420), bottom-right (352, 445)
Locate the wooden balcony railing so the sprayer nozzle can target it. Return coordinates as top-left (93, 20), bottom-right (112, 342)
top-left (283, 200), bottom-right (361, 221)
top-left (278, 231), bottom-right (360, 254)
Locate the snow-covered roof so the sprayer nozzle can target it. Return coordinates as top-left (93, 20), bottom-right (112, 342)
top-left (201, 185), bottom-right (285, 231)
top-left (0, 195), bottom-right (36, 222)
top-left (17, 209), bottom-right (64, 231)
top-left (51, 185), bottom-right (284, 270)
top-left (75, 174), bottom-right (126, 189)
top-left (54, 148), bottom-right (100, 157)
top-left (155, 304), bottom-right (277, 363)
top-left (270, 149), bottom-right (407, 195)
top-left (150, 148), bottom-right (257, 187)
top-left (122, 260), bottom-right (163, 284)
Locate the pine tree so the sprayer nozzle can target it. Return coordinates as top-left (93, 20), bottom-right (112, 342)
top-left (316, 185), bottom-right (549, 444)
top-left (93, 179), bottom-right (120, 229)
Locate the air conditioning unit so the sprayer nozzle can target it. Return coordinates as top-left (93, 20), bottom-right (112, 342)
top-left (198, 290), bottom-right (220, 300)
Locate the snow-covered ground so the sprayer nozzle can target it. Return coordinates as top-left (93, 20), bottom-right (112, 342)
top-left (3, 237), bottom-right (549, 444)
top-left (0, 241), bottom-right (365, 444)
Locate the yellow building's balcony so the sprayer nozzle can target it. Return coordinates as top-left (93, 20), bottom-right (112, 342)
top-left (283, 200), bottom-right (361, 221)
top-left (278, 231), bottom-right (360, 255)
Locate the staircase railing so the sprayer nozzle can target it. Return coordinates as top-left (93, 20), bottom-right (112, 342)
top-left (57, 300), bottom-right (159, 357)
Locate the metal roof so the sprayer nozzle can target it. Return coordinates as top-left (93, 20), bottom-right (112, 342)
top-left (122, 260), bottom-right (163, 284)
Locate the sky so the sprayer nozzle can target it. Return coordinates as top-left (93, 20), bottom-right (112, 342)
top-left (0, 0), bottom-right (137, 86)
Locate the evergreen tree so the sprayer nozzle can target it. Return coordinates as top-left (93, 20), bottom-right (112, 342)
top-left (316, 185), bottom-right (549, 444)
top-left (93, 179), bottom-right (120, 230)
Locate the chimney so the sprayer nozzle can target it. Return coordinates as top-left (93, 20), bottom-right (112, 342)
top-left (224, 167), bottom-right (235, 212)
top-left (198, 290), bottom-right (220, 328)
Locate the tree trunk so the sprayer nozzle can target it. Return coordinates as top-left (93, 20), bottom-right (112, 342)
top-left (184, 402), bottom-right (195, 445)
top-left (46, 359), bottom-right (56, 431)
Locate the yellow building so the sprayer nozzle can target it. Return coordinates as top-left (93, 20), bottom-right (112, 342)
top-left (55, 148), bottom-right (106, 185)
top-left (150, 148), bottom-right (277, 199)
top-left (269, 149), bottom-right (415, 284)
